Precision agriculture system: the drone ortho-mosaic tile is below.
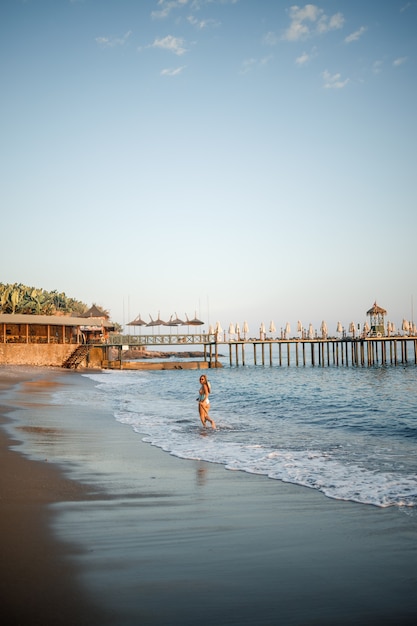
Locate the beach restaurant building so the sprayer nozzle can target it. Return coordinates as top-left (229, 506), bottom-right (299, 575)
top-left (0, 313), bottom-right (115, 345)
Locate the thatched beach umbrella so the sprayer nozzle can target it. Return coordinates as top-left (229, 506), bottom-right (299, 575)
top-left (127, 313), bottom-right (147, 334)
top-left (147, 312), bottom-right (166, 333)
top-left (185, 312), bottom-right (204, 325)
top-left (165, 314), bottom-right (183, 334)
top-left (184, 312), bottom-right (204, 333)
top-left (284, 322), bottom-right (290, 338)
top-left (320, 321), bottom-right (328, 338)
top-left (170, 312), bottom-right (185, 326)
top-left (243, 321), bottom-right (249, 339)
top-left (308, 323), bottom-right (314, 339)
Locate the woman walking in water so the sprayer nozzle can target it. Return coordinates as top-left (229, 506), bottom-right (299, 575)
top-left (198, 374), bottom-right (216, 429)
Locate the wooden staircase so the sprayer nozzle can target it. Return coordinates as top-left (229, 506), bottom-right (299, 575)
top-left (62, 345), bottom-right (90, 369)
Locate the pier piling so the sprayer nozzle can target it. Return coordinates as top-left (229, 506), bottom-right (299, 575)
top-left (207, 337), bottom-right (417, 368)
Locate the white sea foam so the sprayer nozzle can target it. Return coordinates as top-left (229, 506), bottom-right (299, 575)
top-left (81, 367), bottom-right (417, 509)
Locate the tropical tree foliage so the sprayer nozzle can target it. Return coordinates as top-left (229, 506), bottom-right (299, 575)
top-left (0, 283), bottom-right (88, 315)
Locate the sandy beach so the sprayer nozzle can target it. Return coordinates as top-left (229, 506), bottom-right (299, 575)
top-left (1, 366), bottom-right (417, 625)
top-left (0, 369), bottom-right (111, 625)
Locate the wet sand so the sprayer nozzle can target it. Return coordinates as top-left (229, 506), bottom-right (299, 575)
top-left (0, 369), bottom-right (112, 625)
top-left (1, 366), bottom-right (417, 625)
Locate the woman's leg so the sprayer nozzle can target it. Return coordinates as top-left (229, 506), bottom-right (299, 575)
top-left (205, 403), bottom-right (216, 429)
top-left (199, 402), bottom-right (208, 426)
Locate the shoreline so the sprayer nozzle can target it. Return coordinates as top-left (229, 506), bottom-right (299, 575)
top-left (0, 368), bottom-right (111, 626)
top-left (1, 366), bottom-right (417, 625)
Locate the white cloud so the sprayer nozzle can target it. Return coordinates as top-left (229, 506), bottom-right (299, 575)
top-left (322, 69), bottom-right (349, 89)
top-left (239, 58), bottom-right (257, 74)
top-left (95, 31), bottom-right (132, 48)
top-left (151, 0), bottom-right (238, 20)
top-left (295, 52), bottom-right (310, 65)
top-left (239, 56), bottom-right (272, 74)
top-left (345, 26), bottom-right (367, 44)
top-left (262, 31), bottom-right (279, 46)
top-left (151, 0), bottom-right (190, 20)
top-left (283, 4), bottom-right (344, 41)
top-left (160, 66), bottom-right (186, 76)
top-left (187, 15), bottom-right (220, 29)
top-left (393, 56), bottom-right (408, 67)
top-left (295, 46), bottom-right (317, 65)
top-left (151, 35), bottom-right (187, 55)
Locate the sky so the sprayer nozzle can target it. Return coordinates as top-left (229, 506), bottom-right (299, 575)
top-left (1, 0), bottom-right (416, 336)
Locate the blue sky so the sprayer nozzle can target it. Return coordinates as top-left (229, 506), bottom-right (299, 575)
top-left (1, 0), bottom-right (416, 335)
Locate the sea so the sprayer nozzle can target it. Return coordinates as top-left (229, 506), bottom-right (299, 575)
top-left (51, 355), bottom-right (417, 511)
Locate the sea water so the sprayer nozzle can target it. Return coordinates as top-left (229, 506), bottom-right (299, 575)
top-left (69, 359), bottom-right (417, 509)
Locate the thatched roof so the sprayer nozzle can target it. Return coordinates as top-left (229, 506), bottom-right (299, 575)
top-left (366, 301), bottom-right (387, 316)
top-left (80, 305), bottom-right (109, 319)
top-left (0, 313), bottom-right (114, 328)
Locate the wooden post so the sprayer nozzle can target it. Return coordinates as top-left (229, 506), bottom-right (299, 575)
top-left (253, 343), bottom-right (257, 365)
top-left (302, 342), bottom-right (306, 366)
top-left (287, 342), bottom-right (290, 367)
top-left (295, 341), bottom-right (299, 367)
top-left (242, 342), bottom-right (245, 366)
top-left (269, 342), bottom-right (273, 366)
top-left (261, 342), bottom-right (265, 366)
top-left (235, 342), bottom-right (239, 366)
top-left (279, 343), bottom-right (282, 366)
top-left (229, 343), bottom-right (232, 367)
top-left (311, 342), bottom-right (315, 366)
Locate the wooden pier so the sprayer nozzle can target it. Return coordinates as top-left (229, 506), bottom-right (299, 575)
top-left (108, 334), bottom-right (417, 368)
top-left (205, 337), bottom-right (417, 368)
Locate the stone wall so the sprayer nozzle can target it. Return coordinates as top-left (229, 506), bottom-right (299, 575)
top-left (0, 344), bottom-right (103, 368)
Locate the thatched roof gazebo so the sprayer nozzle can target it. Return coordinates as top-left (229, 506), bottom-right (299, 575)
top-left (81, 305), bottom-right (109, 319)
top-left (366, 302), bottom-right (387, 336)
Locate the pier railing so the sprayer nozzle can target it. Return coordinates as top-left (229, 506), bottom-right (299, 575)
top-left (110, 333), bottom-right (216, 346)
